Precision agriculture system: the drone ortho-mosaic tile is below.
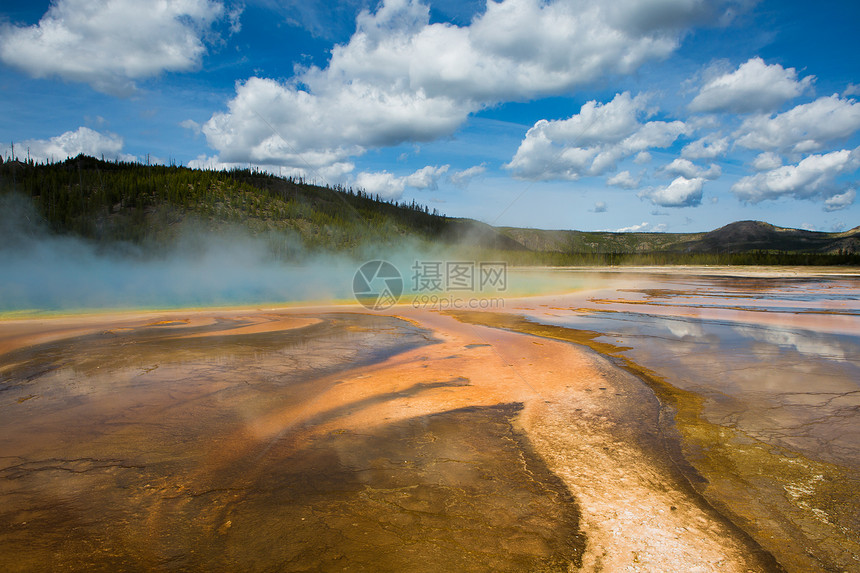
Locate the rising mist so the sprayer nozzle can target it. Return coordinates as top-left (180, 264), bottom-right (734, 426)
top-left (0, 193), bottom-right (386, 312)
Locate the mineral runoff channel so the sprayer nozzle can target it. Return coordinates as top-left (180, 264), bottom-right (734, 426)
top-left (0, 267), bottom-right (858, 572)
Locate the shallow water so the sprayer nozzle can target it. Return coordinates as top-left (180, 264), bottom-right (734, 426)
top-left (525, 274), bottom-right (860, 470)
top-left (517, 271), bottom-right (860, 571)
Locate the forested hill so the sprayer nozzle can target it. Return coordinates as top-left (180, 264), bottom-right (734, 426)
top-left (0, 155), bottom-right (857, 265)
top-left (0, 154), bottom-right (521, 254)
top-left (499, 221), bottom-right (859, 258)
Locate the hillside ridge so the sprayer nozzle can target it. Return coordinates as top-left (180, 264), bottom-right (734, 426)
top-left (0, 156), bottom-right (856, 265)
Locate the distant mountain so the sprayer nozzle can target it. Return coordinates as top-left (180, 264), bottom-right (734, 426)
top-left (498, 221), bottom-right (858, 256)
top-left (680, 221), bottom-right (860, 255)
top-left (498, 227), bottom-right (704, 254)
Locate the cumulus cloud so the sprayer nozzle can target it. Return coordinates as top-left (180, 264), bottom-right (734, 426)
top-left (661, 158), bottom-right (721, 180)
top-left (200, 76), bottom-right (463, 169)
top-left (180, 119), bottom-right (203, 135)
top-left (2, 127), bottom-right (136, 163)
top-left (198, 0), bottom-right (740, 172)
top-left (607, 170), bottom-right (640, 189)
top-left (639, 176), bottom-right (705, 207)
top-left (0, 0), bottom-right (230, 96)
top-left (355, 165), bottom-right (449, 199)
top-left (689, 57), bottom-right (813, 114)
top-left (751, 151), bottom-right (783, 171)
top-left (187, 154), bottom-right (355, 183)
top-left (592, 201), bottom-right (607, 213)
top-left (615, 221), bottom-right (667, 232)
top-left (731, 147), bottom-right (860, 205)
top-left (354, 171), bottom-right (408, 199)
top-left (505, 92), bottom-right (686, 180)
top-left (735, 95), bottom-right (860, 153)
top-left (404, 164), bottom-right (449, 190)
top-left (336, 0), bottom-right (698, 103)
top-left (681, 134), bottom-right (728, 159)
top-left (634, 151), bottom-right (652, 164)
top-left (824, 189), bottom-right (856, 212)
top-left (449, 164), bottom-right (486, 187)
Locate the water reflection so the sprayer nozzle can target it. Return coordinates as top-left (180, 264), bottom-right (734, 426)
top-left (524, 273), bottom-right (860, 471)
top-left (732, 324), bottom-right (852, 361)
top-left (509, 272), bottom-right (860, 571)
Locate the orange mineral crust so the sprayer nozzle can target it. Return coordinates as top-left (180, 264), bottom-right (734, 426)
top-left (0, 304), bottom-right (789, 572)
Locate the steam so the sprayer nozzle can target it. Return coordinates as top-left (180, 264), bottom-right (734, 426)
top-left (0, 193), bottom-right (588, 314)
top-left (0, 193), bottom-right (370, 312)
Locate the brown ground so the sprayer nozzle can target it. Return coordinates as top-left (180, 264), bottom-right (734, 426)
top-left (0, 304), bottom-right (786, 571)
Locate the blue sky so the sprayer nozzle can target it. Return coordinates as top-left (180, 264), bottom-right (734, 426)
top-left (1, 0), bottom-right (858, 233)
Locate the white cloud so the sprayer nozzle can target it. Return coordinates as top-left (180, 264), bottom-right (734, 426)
top-left (344, 0), bottom-right (693, 103)
top-left (198, 0), bottom-right (738, 172)
top-left (592, 201), bottom-right (607, 213)
top-left (845, 83), bottom-right (860, 97)
top-left (735, 95), bottom-right (860, 153)
top-left (731, 147), bottom-right (860, 205)
top-left (180, 119), bottom-right (202, 135)
top-left (607, 170), bottom-right (640, 189)
top-left (404, 164), bottom-right (449, 190)
top-left (200, 76), bottom-right (463, 170)
top-left (615, 221), bottom-right (667, 232)
top-left (0, 0), bottom-right (229, 96)
top-left (505, 92), bottom-right (686, 180)
top-left (3, 127), bottom-right (136, 163)
top-left (689, 57), bottom-right (813, 114)
top-left (186, 154), bottom-right (355, 183)
top-left (616, 221), bottom-right (649, 232)
top-left (354, 171), bottom-right (407, 199)
top-left (639, 176), bottom-right (705, 207)
top-left (634, 151), bottom-right (652, 164)
top-left (681, 134), bottom-right (728, 159)
top-left (824, 189), bottom-right (856, 212)
top-left (733, 326), bottom-right (848, 361)
top-left (354, 164), bottom-right (450, 199)
top-left (661, 158), bottom-right (721, 180)
top-left (198, 79), bottom-right (467, 175)
top-left (751, 151), bottom-right (783, 171)
top-left (226, 3), bottom-right (242, 34)
top-left (449, 164), bottom-right (486, 187)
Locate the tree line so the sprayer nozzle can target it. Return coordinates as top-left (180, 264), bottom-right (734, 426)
top-left (0, 154), bottom-right (447, 253)
top-left (1, 154), bottom-right (856, 266)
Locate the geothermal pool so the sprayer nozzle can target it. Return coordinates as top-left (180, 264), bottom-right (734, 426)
top-left (494, 269), bottom-right (860, 572)
top-left (0, 268), bottom-right (857, 572)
